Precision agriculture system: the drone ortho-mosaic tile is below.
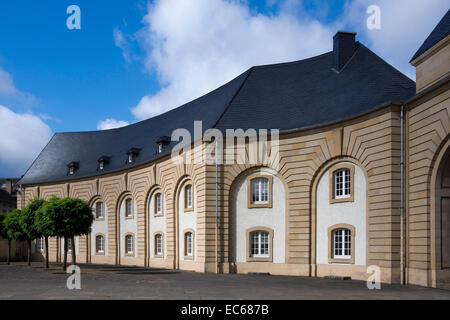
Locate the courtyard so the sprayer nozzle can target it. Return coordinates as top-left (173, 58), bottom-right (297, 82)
top-left (0, 263), bottom-right (449, 300)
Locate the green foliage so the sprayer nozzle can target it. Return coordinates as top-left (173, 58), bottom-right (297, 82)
top-left (20, 198), bottom-right (46, 240)
top-left (0, 212), bottom-right (8, 239)
top-left (3, 210), bottom-right (26, 241)
top-left (39, 196), bottom-right (94, 237)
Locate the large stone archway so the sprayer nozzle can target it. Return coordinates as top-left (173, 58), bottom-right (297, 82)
top-left (432, 142), bottom-right (450, 287)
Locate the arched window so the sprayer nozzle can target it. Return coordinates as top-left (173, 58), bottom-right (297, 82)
top-left (154, 233), bottom-right (163, 257)
top-left (96, 235), bottom-right (104, 254)
top-left (125, 198), bottom-right (133, 218)
top-left (155, 193), bottom-right (162, 215)
top-left (184, 231), bottom-right (193, 258)
top-left (247, 174), bottom-right (273, 208)
top-left (250, 231), bottom-right (269, 258)
top-left (125, 234), bottom-right (134, 255)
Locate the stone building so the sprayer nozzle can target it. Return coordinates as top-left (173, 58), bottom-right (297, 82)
top-left (16, 10), bottom-right (449, 287)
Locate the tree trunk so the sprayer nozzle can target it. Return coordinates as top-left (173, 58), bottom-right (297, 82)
top-left (27, 239), bottom-right (32, 266)
top-left (71, 235), bottom-right (76, 266)
top-left (45, 236), bottom-right (49, 269)
top-left (7, 239), bottom-right (11, 265)
top-left (63, 236), bottom-right (68, 271)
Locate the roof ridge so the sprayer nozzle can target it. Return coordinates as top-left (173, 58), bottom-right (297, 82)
top-left (212, 68), bottom-right (253, 129)
top-left (358, 42), bottom-right (415, 85)
top-left (251, 51), bottom-right (332, 71)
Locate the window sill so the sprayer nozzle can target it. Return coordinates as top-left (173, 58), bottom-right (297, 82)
top-left (95, 251), bottom-right (105, 256)
top-left (248, 202), bottom-right (272, 209)
top-left (184, 207), bottom-right (194, 213)
top-left (247, 256), bottom-right (272, 262)
top-left (328, 258), bottom-right (354, 264)
top-left (330, 196), bottom-right (354, 204)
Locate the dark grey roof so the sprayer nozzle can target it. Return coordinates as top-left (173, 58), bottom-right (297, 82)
top-left (411, 9), bottom-right (450, 62)
top-left (19, 41), bottom-right (415, 185)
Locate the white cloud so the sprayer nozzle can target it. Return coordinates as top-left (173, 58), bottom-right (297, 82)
top-left (117, 0), bottom-right (448, 120)
top-left (344, 0), bottom-right (449, 79)
top-left (0, 67), bottom-right (35, 105)
top-left (129, 0), bottom-right (335, 119)
top-left (0, 105), bottom-right (53, 177)
top-left (97, 118), bottom-right (130, 130)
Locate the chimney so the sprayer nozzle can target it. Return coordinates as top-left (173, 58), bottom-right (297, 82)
top-left (333, 31), bottom-right (356, 71)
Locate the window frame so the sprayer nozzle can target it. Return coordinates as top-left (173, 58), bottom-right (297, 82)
top-left (184, 184), bottom-right (193, 212)
top-left (330, 164), bottom-right (355, 203)
top-left (124, 233), bottom-right (134, 256)
top-left (154, 232), bottom-right (164, 258)
top-left (246, 227), bottom-right (274, 262)
top-left (125, 198), bottom-right (134, 219)
top-left (95, 201), bottom-right (104, 220)
top-left (247, 174), bottom-right (273, 208)
top-left (183, 230), bottom-right (194, 260)
top-left (328, 224), bottom-right (355, 264)
top-left (37, 237), bottom-right (44, 252)
top-left (95, 234), bottom-right (105, 255)
top-left (154, 192), bottom-right (163, 216)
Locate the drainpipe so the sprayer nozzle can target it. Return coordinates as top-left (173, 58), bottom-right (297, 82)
top-left (400, 105), bottom-right (406, 285)
top-left (215, 139), bottom-right (219, 274)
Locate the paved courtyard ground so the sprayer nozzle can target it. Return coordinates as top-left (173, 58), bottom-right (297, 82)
top-left (0, 262), bottom-right (449, 300)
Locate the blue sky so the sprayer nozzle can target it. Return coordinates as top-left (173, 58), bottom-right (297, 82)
top-left (0, 0), bottom-right (448, 177)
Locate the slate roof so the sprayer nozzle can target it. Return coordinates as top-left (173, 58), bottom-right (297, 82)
top-left (19, 41), bottom-right (415, 185)
top-left (411, 9), bottom-right (450, 62)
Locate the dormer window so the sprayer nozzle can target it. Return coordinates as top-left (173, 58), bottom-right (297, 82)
top-left (67, 162), bottom-right (79, 175)
top-left (156, 136), bottom-right (171, 154)
top-left (97, 156), bottom-right (110, 171)
top-left (126, 148), bottom-right (141, 164)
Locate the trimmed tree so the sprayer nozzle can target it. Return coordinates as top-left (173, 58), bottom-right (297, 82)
top-left (0, 212), bottom-right (12, 264)
top-left (35, 200), bottom-right (56, 269)
top-left (3, 209), bottom-right (26, 263)
top-left (20, 199), bottom-right (46, 266)
top-left (42, 197), bottom-right (93, 270)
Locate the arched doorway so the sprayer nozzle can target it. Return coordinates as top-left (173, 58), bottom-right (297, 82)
top-left (436, 147), bottom-right (450, 270)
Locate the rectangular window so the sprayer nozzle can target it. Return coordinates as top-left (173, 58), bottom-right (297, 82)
top-left (96, 202), bottom-right (103, 219)
top-left (126, 199), bottom-right (133, 217)
top-left (333, 229), bottom-right (351, 259)
top-left (155, 193), bottom-right (162, 214)
top-left (185, 232), bottom-right (193, 257)
top-left (250, 231), bottom-right (269, 257)
top-left (37, 238), bottom-right (44, 252)
top-left (96, 236), bottom-right (104, 253)
top-left (251, 178), bottom-right (269, 204)
top-left (335, 169), bottom-right (351, 199)
top-left (128, 154), bottom-right (133, 163)
top-left (155, 234), bottom-right (163, 256)
top-left (126, 235), bottom-right (133, 254)
top-left (67, 238), bottom-right (72, 252)
top-left (185, 185), bottom-right (192, 209)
